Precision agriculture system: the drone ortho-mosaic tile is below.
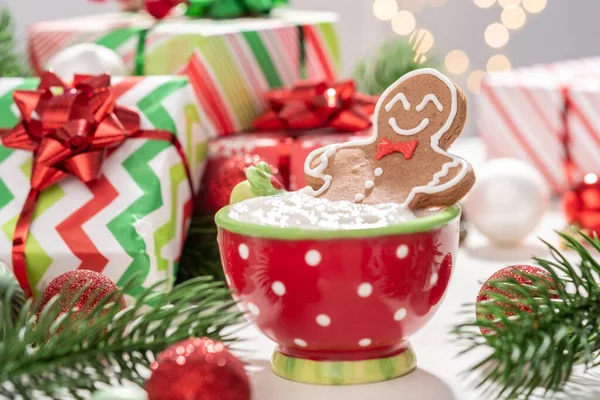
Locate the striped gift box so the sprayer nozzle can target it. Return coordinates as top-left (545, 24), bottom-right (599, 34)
top-left (0, 76), bottom-right (208, 299)
top-left (29, 9), bottom-right (341, 138)
top-left (478, 58), bottom-right (600, 194)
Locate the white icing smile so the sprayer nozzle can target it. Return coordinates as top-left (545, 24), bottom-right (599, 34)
top-left (388, 117), bottom-right (430, 136)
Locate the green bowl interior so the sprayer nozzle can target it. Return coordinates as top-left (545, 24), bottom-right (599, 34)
top-left (215, 202), bottom-right (461, 240)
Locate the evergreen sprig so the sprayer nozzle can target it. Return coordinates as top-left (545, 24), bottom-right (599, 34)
top-left (0, 7), bottom-right (30, 77)
top-left (0, 275), bottom-right (240, 399)
top-left (452, 231), bottom-right (600, 399)
top-left (178, 213), bottom-right (224, 283)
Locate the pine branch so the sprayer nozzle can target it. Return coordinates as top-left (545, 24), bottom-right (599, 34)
top-left (0, 275), bottom-right (241, 398)
top-left (0, 7), bottom-right (30, 77)
top-left (452, 231), bottom-right (600, 399)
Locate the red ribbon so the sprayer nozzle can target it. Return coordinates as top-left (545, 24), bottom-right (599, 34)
top-left (375, 138), bottom-right (418, 161)
top-left (0, 72), bottom-right (193, 297)
top-left (253, 80), bottom-right (378, 133)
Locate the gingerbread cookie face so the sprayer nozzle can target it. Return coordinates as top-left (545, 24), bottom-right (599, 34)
top-left (303, 68), bottom-right (474, 210)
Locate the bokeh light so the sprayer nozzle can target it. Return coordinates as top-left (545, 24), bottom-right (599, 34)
top-left (392, 11), bottom-right (417, 35)
top-left (410, 29), bottom-right (435, 53)
top-left (445, 50), bottom-right (470, 74)
top-left (485, 23), bottom-right (510, 48)
top-left (501, 5), bottom-right (526, 29)
top-left (373, 0), bottom-right (398, 21)
top-left (487, 55), bottom-right (512, 72)
top-left (401, 0), bottom-right (426, 13)
top-left (522, 0), bottom-right (547, 13)
top-left (468, 70), bottom-right (487, 94)
top-left (474, 0), bottom-right (496, 8)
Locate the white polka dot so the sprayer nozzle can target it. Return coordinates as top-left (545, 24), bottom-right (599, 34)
top-left (248, 302), bottom-right (260, 316)
top-left (354, 193), bottom-right (365, 202)
top-left (357, 283), bottom-right (373, 298)
top-left (271, 281), bottom-right (286, 296)
top-left (238, 244), bottom-right (249, 260)
top-left (396, 245), bottom-right (409, 259)
top-left (364, 180), bottom-right (375, 189)
top-left (374, 168), bottom-right (383, 177)
top-left (294, 338), bottom-right (308, 347)
top-left (358, 338), bottom-right (372, 347)
top-left (394, 308), bottom-right (407, 321)
top-left (316, 314), bottom-right (331, 327)
top-left (430, 272), bottom-right (439, 286)
top-left (305, 250), bottom-right (321, 266)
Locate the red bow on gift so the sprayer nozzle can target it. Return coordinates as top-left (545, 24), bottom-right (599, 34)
top-left (0, 71), bottom-right (191, 297)
top-left (375, 138), bottom-right (418, 161)
top-left (253, 80), bottom-right (378, 133)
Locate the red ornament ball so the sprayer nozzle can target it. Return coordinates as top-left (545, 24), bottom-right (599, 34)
top-left (477, 265), bottom-right (559, 336)
top-left (144, 0), bottom-right (180, 19)
top-left (205, 154), bottom-right (280, 214)
top-left (37, 270), bottom-right (126, 325)
top-left (146, 337), bottom-right (250, 400)
top-left (562, 173), bottom-right (600, 235)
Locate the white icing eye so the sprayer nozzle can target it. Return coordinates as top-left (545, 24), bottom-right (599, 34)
top-left (385, 93), bottom-right (410, 112)
top-left (416, 94), bottom-right (443, 112)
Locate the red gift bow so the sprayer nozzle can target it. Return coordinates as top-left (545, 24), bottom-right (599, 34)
top-left (375, 138), bottom-right (418, 161)
top-left (0, 72), bottom-right (193, 297)
top-left (253, 80), bottom-right (378, 133)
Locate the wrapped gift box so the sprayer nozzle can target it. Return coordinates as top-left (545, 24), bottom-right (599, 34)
top-left (0, 75), bottom-right (208, 298)
top-left (477, 58), bottom-right (600, 193)
top-left (29, 9), bottom-right (340, 138)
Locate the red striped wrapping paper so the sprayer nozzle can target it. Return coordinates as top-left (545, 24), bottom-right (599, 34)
top-left (478, 58), bottom-right (600, 194)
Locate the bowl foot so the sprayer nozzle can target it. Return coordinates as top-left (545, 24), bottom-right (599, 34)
top-left (271, 344), bottom-right (417, 385)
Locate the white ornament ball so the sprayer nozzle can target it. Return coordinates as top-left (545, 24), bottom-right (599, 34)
top-left (45, 43), bottom-right (128, 82)
top-left (464, 158), bottom-right (550, 246)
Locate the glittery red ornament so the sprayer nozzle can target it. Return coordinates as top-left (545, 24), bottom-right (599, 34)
top-left (37, 270), bottom-right (126, 327)
top-left (477, 265), bottom-right (559, 336)
top-left (563, 173), bottom-right (600, 235)
top-left (205, 154), bottom-right (281, 214)
top-left (146, 337), bottom-right (250, 400)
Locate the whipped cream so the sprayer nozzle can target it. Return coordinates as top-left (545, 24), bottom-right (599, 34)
top-left (228, 192), bottom-right (419, 230)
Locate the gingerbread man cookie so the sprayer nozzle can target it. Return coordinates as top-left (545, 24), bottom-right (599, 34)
top-left (303, 68), bottom-right (475, 210)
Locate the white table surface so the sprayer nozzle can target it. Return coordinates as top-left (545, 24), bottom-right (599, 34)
top-left (236, 138), bottom-right (594, 400)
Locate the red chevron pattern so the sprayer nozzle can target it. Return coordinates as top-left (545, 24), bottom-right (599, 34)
top-left (55, 176), bottom-right (118, 272)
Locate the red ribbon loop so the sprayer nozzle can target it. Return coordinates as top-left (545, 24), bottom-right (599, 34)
top-left (0, 72), bottom-right (193, 297)
top-left (253, 80), bottom-right (378, 133)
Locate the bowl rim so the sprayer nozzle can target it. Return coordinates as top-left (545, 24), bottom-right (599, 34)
top-left (214, 202), bottom-right (461, 240)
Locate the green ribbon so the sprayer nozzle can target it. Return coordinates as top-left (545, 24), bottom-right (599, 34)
top-left (134, 27), bottom-right (151, 76)
top-left (186, 0), bottom-right (289, 19)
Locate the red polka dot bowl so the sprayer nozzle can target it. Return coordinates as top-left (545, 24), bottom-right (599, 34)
top-left (215, 204), bottom-right (461, 385)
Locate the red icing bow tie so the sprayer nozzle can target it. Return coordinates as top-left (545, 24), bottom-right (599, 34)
top-left (376, 138), bottom-right (418, 161)
top-left (253, 80), bottom-right (378, 133)
top-left (2, 72), bottom-right (140, 191)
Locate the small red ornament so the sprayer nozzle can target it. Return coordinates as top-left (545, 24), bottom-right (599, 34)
top-left (146, 337), bottom-right (250, 400)
top-left (205, 154), bottom-right (281, 214)
top-left (562, 172), bottom-right (600, 235)
top-left (144, 0), bottom-right (180, 19)
top-left (37, 270), bottom-right (126, 327)
top-left (476, 265), bottom-right (559, 336)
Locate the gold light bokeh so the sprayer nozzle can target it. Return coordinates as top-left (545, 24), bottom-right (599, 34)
top-left (474, 0), bottom-right (496, 8)
top-left (523, 0), bottom-right (547, 13)
top-left (445, 50), bottom-right (470, 74)
top-left (487, 54), bottom-right (512, 72)
top-left (392, 10), bottom-right (417, 35)
top-left (410, 29), bottom-right (435, 53)
top-left (485, 23), bottom-right (510, 48)
top-left (498, 0), bottom-right (521, 7)
top-left (373, 0), bottom-right (398, 21)
top-left (468, 70), bottom-right (487, 94)
top-left (501, 5), bottom-right (526, 29)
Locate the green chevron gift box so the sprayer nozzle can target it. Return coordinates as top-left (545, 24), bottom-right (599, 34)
top-left (28, 9), bottom-right (340, 137)
top-left (0, 74), bottom-right (208, 299)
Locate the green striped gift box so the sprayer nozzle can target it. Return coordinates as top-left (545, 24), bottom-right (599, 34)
top-left (0, 76), bottom-right (208, 299)
top-left (28, 9), bottom-right (341, 137)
